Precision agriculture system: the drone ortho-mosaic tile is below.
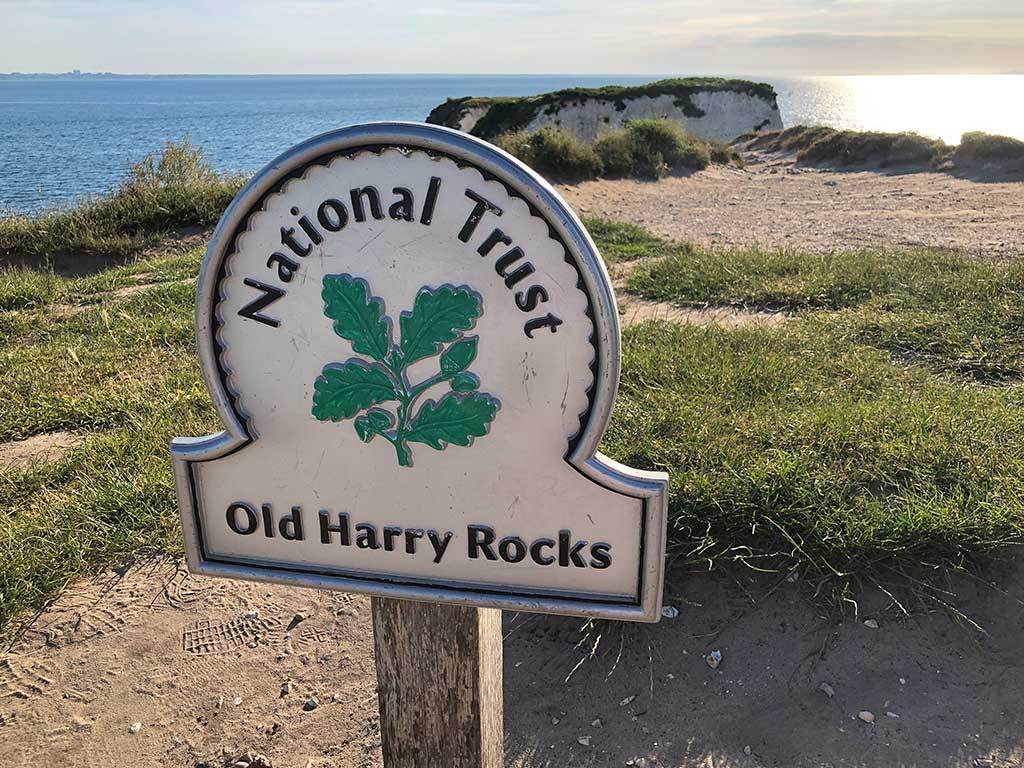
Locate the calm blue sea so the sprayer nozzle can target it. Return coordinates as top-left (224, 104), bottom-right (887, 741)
top-left (1, 74), bottom-right (1021, 213)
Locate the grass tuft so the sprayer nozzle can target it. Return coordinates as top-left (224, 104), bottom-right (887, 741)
top-left (0, 138), bottom-right (246, 261)
top-left (955, 131), bottom-right (1024, 164)
top-left (495, 119), bottom-right (720, 181)
top-left (743, 125), bottom-right (947, 167)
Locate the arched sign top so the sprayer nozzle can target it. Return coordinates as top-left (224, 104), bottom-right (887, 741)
top-left (172, 122), bottom-right (668, 621)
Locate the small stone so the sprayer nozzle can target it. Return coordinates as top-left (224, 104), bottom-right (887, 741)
top-left (858, 711), bottom-right (875, 724)
top-left (705, 650), bottom-right (722, 669)
top-left (578, 735), bottom-right (591, 746)
top-left (619, 695), bottom-right (636, 707)
top-left (886, 711), bottom-right (900, 719)
top-left (660, 606), bottom-right (679, 619)
top-left (591, 718), bottom-right (602, 728)
top-left (864, 619), bottom-right (879, 629)
top-left (303, 697), bottom-right (319, 712)
top-left (280, 681), bottom-right (292, 697)
top-left (551, 716), bottom-right (560, 725)
top-left (824, 180), bottom-right (838, 187)
top-left (128, 722), bottom-right (142, 734)
top-left (743, 745), bottom-right (752, 755)
top-left (244, 610), bottom-right (259, 619)
top-left (666, 673), bottom-right (675, 680)
top-left (249, 755), bottom-right (273, 768)
top-left (819, 682), bottom-right (835, 698)
top-left (899, 678), bottom-right (907, 685)
top-left (232, 696), bottom-right (243, 706)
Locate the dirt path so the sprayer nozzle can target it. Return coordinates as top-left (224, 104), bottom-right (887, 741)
top-left (558, 153), bottom-right (1024, 260)
top-left (2, 558), bottom-right (1022, 767)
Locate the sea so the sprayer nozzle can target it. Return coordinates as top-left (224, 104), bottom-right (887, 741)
top-left (1, 73), bottom-right (1021, 213)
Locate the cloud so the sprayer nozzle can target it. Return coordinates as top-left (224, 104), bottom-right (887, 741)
top-left (0, 0), bottom-right (1020, 74)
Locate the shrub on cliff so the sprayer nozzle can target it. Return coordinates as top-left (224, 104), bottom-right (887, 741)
top-left (496, 119), bottom-right (717, 182)
top-left (592, 131), bottom-right (634, 177)
top-left (622, 119), bottom-right (711, 178)
top-left (494, 128), bottom-right (603, 181)
top-left (956, 131), bottom-right (1024, 164)
top-left (0, 138), bottom-right (246, 260)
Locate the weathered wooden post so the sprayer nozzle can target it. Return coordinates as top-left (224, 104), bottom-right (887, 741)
top-left (171, 122), bottom-right (668, 767)
top-left (373, 599), bottom-right (503, 767)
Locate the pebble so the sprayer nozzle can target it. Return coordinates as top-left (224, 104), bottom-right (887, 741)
top-left (743, 745), bottom-right (752, 755)
top-left (551, 716), bottom-right (560, 725)
top-left (660, 605), bottom-right (679, 619)
top-left (128, 722), bottom-right (142, 734)
top-left (858, 711), bottom-right (875, 724)
top-left (899, 678), bottom-right (907, 685)
top-left (591, 718), bottom-right (603, 728)
top-left (706, 650), bottom-right (722, 669)
top-left (886, 711), bottom-right (900, 719)
top-left (233, 696), bottom-right (243, 706)
top-left (280, 681), bottom-right (292, 697)
top-left (303, 697), bottom-right (319, 712)
top-left (619, 695), bottom-right (636, 707)
top-left (577, 735), bottom-right (591, 746)
top-left (244, 610), bottom-right (259, 619)
top-left (864, 619), bottom-right (879, 629)
top-left (824, 180), bottom-right (838, 187)
top-left (819, 682), bottom-right (835, 698)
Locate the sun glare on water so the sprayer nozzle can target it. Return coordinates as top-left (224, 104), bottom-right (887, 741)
top-left (835, 75), bottom-right (1022, 143)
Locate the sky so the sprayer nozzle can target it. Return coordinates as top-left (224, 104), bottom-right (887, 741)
top-left (1, 0), bottom-right (1021, 76)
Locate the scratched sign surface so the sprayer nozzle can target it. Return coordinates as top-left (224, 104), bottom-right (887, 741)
top-left (172, 123), bottom-right (667, 621)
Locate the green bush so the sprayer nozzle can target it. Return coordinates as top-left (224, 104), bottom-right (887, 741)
top-left (0, 137), bottom-right (247, 260)
top-left (493, 128), bottom-right (602, 181)
top-left (592, 131), bottom-right (634, 177)
top-left (956, 131), bottom-right (1024, 163)
top-left (625, 118), bottom-right (710, 178)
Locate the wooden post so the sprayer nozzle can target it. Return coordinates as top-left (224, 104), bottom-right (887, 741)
top-left (372, 597), bottom-right (503, 768)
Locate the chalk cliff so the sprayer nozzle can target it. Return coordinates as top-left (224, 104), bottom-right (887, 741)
top-left (426, 78), bottom-right (783, 143)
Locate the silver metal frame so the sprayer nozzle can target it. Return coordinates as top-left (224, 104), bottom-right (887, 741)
top-left (170, 122), bottom-right (668, 622)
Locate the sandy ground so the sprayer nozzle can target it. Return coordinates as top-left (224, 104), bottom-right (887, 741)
top-left (558, 153), bottom-right (1024, 260)
top-left (2, 558), bottom-right (1023, 767)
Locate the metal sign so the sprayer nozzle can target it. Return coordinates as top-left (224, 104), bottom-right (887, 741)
top-left (171, 123), bottom-right (668, 621)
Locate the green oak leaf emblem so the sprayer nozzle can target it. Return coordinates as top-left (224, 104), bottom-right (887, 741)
top-left (312, 274), bottom-right (500, 467)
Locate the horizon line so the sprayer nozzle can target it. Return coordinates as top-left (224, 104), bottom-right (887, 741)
top-left (1, 70), bottom-right (1020, 78)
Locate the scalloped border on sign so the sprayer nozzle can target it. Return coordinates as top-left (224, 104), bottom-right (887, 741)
top-left (216, 148), bottom-right (597, 452)
top-left (171, 122), bottom-right (668, 622)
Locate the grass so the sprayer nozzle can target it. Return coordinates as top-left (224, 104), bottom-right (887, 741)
top-left (607, 321), bottom-right (1024, 586)
top-left (0, 245), bottom-right (215, 630)
top-left (955, 131), bottom-right (1024, 164)
top-left (495, 119), bottom-right (729, 181)
top-left (0, 138), bottom-right (246, 261)
top-left (627, 246), bottom-right (1024, 383)
top-left (3, 158), bottom-right (1024, 629)
top-left (743, 126), bottom-right (1024, 173)
top-left (742, 125), bottom-right (947, 167)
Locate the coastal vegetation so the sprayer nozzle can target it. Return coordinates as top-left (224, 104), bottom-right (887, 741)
top-left (426, 77), bottom-right (778, 140)
top-left (494, 119), bottom-right (737, 181)
top-left (0, 138), bottom-right (245, 262)
top-left (3, 141), bottom-right (1023, 630)
top-left (743, 125), bottom-right (1024, 170)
